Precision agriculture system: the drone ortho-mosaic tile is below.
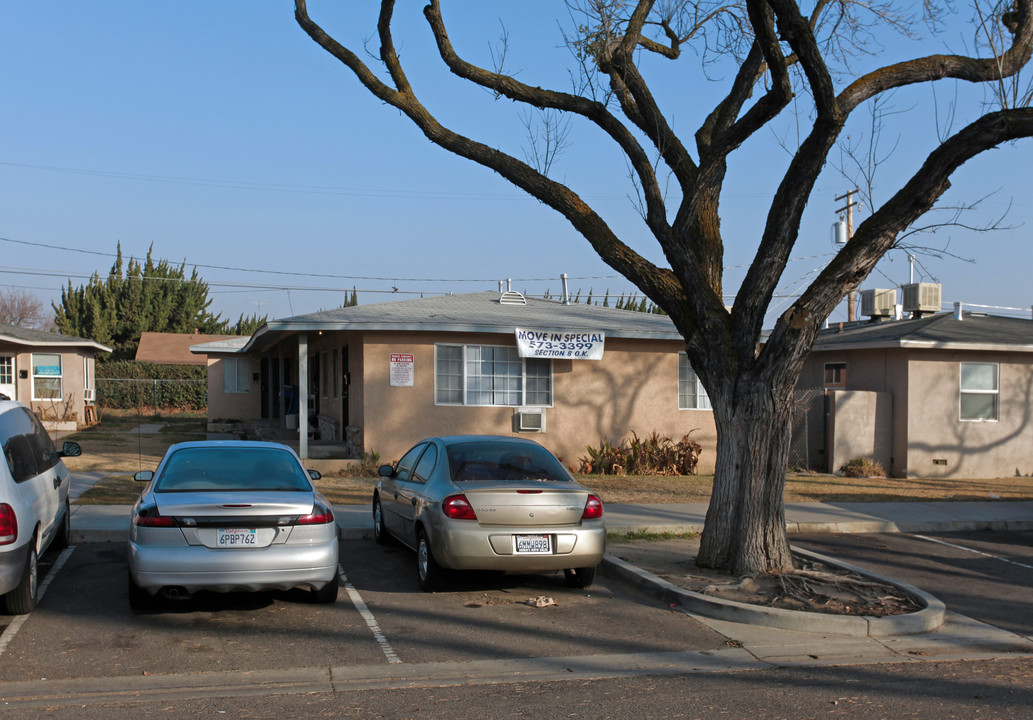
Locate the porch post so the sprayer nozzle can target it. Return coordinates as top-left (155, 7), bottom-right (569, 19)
top-left (298, 332), bottom-right (309, 460)
top-left (278, 342), bottom-right (285, 442)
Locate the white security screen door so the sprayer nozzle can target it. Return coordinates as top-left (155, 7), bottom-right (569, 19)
top-left (0, 356), bottom-right (15, 400)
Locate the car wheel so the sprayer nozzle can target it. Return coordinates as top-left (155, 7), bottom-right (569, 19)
top-left (53, 499), bottom-right (71, 550)
top-left (4, 541), bottom-right (38, 615)
top-left (416, 530), bottom-right (444, 592)
top-left (372, 496), bottom-right (390, 545)
top-left (564, 566), bottom-right (597, 589)
top-left (127, 571), bottom-right (153, 610)
top-left (311, 568), bottom-right (340, 604)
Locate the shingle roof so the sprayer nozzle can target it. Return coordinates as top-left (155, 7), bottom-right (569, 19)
top-left (0, 322), bottom-right (112, 352)
top-left (136, 331), bottom-right (238, 365)
top-left (237, 291), bottom-right (683, 353)
top-left (814, 311), bottom-right (1033, 352)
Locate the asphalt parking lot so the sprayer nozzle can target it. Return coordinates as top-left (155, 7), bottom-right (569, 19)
top-left (0, 538), bottom-right (727, 683)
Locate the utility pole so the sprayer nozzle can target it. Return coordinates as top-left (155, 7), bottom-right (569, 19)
top-left (835, 189), bottom-right (860, 321)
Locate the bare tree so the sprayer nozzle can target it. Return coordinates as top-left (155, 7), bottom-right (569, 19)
top-left (295, 0), bottom-right (1033, 575)
top-left (0, 288), bottom-right (54, 331)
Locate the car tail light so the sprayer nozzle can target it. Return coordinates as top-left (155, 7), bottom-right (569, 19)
top-left (134, 506), bottom-right (175, 528)
top-left (298, 504), bottom-right (335, 525)
top-left (0, 503), bottom-right (17, 545)
top-left (442, 494), bottom-right (477, 520)
top-left (582, 495), bottom-right (603, 520)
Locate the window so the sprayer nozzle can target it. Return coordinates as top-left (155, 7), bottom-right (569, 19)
top-left (678, 353), bottom-right (711, 410)
top-left (824, 362), bottom-right (847, 389)
top-left (32, 353), bottom-right (62, 400)
top-left (223, 358), bottom-right (251, 394)
top-left (960, 362), bottom-right (998, 421)
top-left (435, 344), bottom-right (552, 407)
top-left (0, 357), bottom-right (12, 385)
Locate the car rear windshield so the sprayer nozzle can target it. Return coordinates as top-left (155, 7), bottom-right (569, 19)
top-left (446, 442), bottom-right (572, 483)
top-left (154, 447), bottom-right (313, 493)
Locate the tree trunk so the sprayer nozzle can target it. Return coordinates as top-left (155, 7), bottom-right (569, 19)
top-left (696, 376), bottom-right (795, 576)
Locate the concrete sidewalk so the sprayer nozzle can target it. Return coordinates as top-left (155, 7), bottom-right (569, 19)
top-left (70, 498), bottom-right (1033, 544)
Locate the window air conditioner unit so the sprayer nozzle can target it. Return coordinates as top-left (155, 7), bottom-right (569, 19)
top-left (861, 288), bottom-right (896, 317)
top-left (83, 388), bottom-right (96, 403)
top-left (515, 407), bottom-right (545, 432)
top-left (902, 283), bottom-right (942, 313)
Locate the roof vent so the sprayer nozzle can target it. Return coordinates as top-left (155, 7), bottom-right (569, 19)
top-left (902, 282), bottom-right (941, 315)
top-left (861, 288), bottom-right (896, 318)
top-left (499, 291), bottom-right (527, 305)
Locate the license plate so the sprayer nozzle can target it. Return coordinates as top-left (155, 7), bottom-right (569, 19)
top-left (217, 528), bottom-right (258, 547)
top-left (515, 534), bottom-right (551, 554)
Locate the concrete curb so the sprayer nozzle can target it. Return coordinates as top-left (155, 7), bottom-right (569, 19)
top-left (601, 546), bottom-right (945, 637)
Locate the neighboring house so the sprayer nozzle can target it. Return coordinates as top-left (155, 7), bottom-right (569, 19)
top-left (0, 323), bottom-right (112, 427)
top-left (135, 331), bottom-right (237, 366)
top-left (797, 304), bottom-right (1033, 479)
top-left (192, 291), bottom-right (716, 470)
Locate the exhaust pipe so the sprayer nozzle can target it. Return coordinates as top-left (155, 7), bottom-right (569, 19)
top-left (160, 586), bottom-right (190, 600)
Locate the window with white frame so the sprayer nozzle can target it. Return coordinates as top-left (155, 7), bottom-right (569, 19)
top-left (223, 358), bottom-right (251, 394)
top-left (960, 362), bottom-right (998, 421)
top-left (32, 353), bottom-right (62, 400)
top-left (678, 353), bottom-right (711, 410)
top-left (435, 344), bottom-right (552, 406)
top-left (0, 356), bottom-right (12, 385)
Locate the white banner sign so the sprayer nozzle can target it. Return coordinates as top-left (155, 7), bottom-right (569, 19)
top-left (389, 353), bottom-right (414, 386)
top-left (515, 329), bottom-right (605, 360)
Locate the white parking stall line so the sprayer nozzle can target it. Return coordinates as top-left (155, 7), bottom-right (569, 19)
top-left (339, 565), bottom-right (402, 664)
top-left (911, 534), bottom-right (1033, 571)
top-left (0, 546), bottom-right (76, 659)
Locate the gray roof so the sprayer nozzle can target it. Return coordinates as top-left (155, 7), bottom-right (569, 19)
top-left (0, 322), bottom-right (112, 353)
top-left (235, 291), bottom-right (683, 354)
top-left (813, 311), bottom-right (1033, 352)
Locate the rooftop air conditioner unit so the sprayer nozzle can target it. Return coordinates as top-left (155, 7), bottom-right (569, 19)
top-left (515, 407), bottom-right (545, 432)
top-left (861, 288), bottom-right (896, 318)
top-left (902, 282), bottom-right (942, 314)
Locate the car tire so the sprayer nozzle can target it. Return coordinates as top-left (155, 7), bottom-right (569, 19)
top-left (564, 566), bottom-right (596, 589)
top-left (127, 571), bottom-right (153, 610)
top-left (4, 541), bottom-right (38, 615)
top-left (372, 496), bottom-right (390, 545)
top-left (416, 530), bottom-right (444, 592)
top-left (53, 499), bottom-right (71, 550)
top-left (311, 568), bottom-right (340, 604)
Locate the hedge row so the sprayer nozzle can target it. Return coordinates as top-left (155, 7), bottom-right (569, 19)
top-left (96, 362), bottom-right (207, 411)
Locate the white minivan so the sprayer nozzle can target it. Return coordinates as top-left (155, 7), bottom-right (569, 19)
top-left (0, 400), bottom-right (81, 614)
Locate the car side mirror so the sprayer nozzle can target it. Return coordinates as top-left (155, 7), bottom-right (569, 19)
top-left (308, 469), bottom-right (322, 481)
top-left (378, 464), bottom-right (395, 478)
top-left (134, 470), bottom-right (154, 482)
top-left (60, 441), bottom-right (82, 458)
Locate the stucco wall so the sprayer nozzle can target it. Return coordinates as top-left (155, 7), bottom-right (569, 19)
top-left (827, 390), bottom-right (893, 474)
top-left (905, 350), bottom-right (1033, 478)
top-left (206, 355), bottom-right (260, 421)
top-left (0, 345), bottom-right (96, 424)
top-left (358, 331), bottom-right (717, 471)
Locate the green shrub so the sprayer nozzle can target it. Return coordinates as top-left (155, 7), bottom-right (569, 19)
top-left (577, 431), bottom-right (702, 476)
top-left (96, 361), bottom-right (207, 412)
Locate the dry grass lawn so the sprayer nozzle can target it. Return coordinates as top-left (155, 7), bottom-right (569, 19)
top-left (67, 414), bottom-right (1033, 506)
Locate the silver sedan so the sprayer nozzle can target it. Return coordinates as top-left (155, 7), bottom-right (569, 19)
top-left (128, 441), bottom-right (339, 608)
top-left (374, 435), bottom-right (605, 591)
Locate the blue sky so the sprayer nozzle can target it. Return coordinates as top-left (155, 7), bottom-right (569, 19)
top-left (2, 2), bottom-right (1031, 327)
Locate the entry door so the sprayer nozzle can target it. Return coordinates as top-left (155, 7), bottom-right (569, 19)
top-left (0, 356), bottom-right (15, 400)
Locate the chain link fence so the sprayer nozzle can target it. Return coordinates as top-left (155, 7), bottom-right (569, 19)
top-left (96, 377), bottom-right (207, 415)
top-left (788, 387), bottom-right (825, 471)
